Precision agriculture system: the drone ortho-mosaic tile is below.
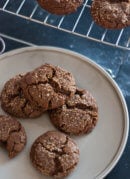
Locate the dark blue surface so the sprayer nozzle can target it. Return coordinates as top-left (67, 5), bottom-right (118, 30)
top-left (0, 4), bottom-right (130, 179)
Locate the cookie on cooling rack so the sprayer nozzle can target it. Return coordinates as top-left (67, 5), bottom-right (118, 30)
top-left (30, 131), bottom-right (79, 178)
top-left (20, 63), bottom-right (76, 111)
top-left (1, 75), bottom-right (43, 118)
top-left (36, 0), bottom-right (83, 15)
top-left (0, 115), bottom-right (26, 158)
top-left (91, 0), bottom-right (130, 29)
top-left (49, 88), bottom-right (98, 135)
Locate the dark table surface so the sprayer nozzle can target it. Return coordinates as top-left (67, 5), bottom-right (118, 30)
top-left (0, 0), bottom-right (130, 178)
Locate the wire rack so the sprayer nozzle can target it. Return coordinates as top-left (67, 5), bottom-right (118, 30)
top-left (0, 0), bottom-right (130, 50)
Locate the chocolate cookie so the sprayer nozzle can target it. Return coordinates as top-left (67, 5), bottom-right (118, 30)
top-left (49, 89), bottom-right (98, 135)
top-left (20, 64), bottom-right (76, 111)
top-left (37, 0), bottom-right (83, 15)
top-left (91, 0), bottom-right (130, 29)
top-left (1, 75), bottom-right (43, 118)
top-left (30, 131), bottom-right (79, 178)
top-left (0, 115), bottom-right (26, 158)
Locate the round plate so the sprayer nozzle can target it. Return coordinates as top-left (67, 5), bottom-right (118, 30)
top-left (0, 47), bottom-right (129, 179)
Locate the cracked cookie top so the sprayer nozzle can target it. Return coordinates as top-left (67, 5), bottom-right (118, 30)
top-left (36, 0), bottom-right (83, 15)
top-left (91, 0), bottom-right (130, 29)
top-left (0, 115), bottom-right (26, 158)
top-left (1, 75), bottom-right (43, 118)
top-left (49, 89), bottom-right (98, 135)
top-left (20, 64), bottom-right (76, 111)
top-left (30, 131), bottom-right (79, 178)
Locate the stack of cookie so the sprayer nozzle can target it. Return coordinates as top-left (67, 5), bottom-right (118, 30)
top-left (0, 63), bottom-right (98, 178)
top-left (1, 63), bottom-right (98, 135)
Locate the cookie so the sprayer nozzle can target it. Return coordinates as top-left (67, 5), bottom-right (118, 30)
top-left (30, 131), bottom-right (79, 178)
top-left (0, 115), bottom-right (26, 158)
top-left (91, 0), bottom-right (130, 29)
top-left (1, 75), bottom-right (43, 118)
top-left (36, 0), bottom-right (83, 15)
top-left (20, 63), bottom-right (76, 111)
top-left (49, 89), bottom-right (98, 135)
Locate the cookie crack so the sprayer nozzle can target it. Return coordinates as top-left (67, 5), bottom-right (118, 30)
top-left (23, 80), bottom-right (49, 106)
top-left (66, 103), bottom-right (95, 112)
top-left (8, 125), bottom-right (25, 155)
top-left (27, 81), bottom-right (48, 86)
top-left (27, 86), bottom-right (39, 107)
top-left (37, 136), bottom-right (68, 156)
top-left (21, 97), bottom-right (42, 118)
top-left (53, 155), bottom-right (78, 177)
top-left (3, 86), bottom-right (23, 105)
top-left (48, 98), bottom-right (53, 109)
top-left (49, 68), bottom-right (73, 96)
top-left (52, 156), bottom-right (64, 176)
top-left (53, 147), bottom-right (78, 177)
top-left (3, 93), bottom-right (20, 104)
top-left (0, 123), bottom-right (24, 157)
top-left (51, 67), bottom-right (56, 78)
top-left (0, 123), bottom-right (22, 142)
top-left (49, 79), bottom-right (70, 96)
top-left (61, 136), bottom-right (68, 150)
top-left (21, 100), bottom-right (28, 116)
top-left (26, 82), bottom-right (60, 107)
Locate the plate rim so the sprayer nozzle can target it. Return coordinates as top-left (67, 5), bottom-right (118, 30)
top-left (0, 46), bottom-right (129, 179)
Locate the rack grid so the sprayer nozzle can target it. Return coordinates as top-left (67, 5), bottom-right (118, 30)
top-left (0, 0), bottom-right (130, 50)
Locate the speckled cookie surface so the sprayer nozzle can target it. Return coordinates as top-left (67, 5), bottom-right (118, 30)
top-left (37, 0), bottom-right (83, 15)
top-left (30, 131), bottom-right (79, 178)
top-left (0, 115), bottom-right (26, 158)
top-left (49, 89), bottom-right (98, 135)
top-left (1, 75), bottom-right (43, 118)
top-left (91, 0), bottom-right (130, 29)
top-left (20, 64), bottom-right (76, 111)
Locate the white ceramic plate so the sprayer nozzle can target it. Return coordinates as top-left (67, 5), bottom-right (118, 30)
top-left (0, 47), bottom-right (129, 179)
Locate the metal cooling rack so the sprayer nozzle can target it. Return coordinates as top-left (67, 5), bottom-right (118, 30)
top-left (0, 0), bottom-right (130, 50)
